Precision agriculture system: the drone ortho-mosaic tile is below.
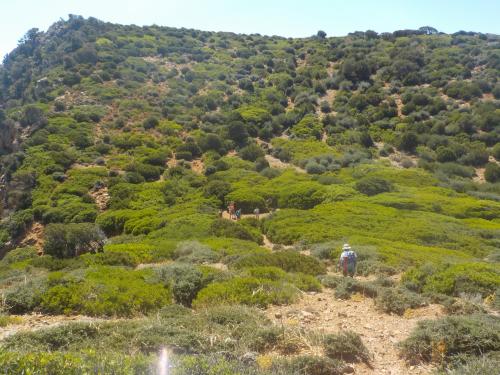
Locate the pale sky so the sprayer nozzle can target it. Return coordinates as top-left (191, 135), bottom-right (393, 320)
top-left (1, 0), bottom-right (499, 59)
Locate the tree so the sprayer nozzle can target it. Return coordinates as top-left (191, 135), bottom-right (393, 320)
top-left (419, 26), bottom-right (438, 35)
top-left (398, 132), bottom-right (419, 153)
top-left (317, 30), bottom-right (327, 39)
top-left (239, 143), bottom-right (264, 162)
top-left (484, 163), bottom-right (500, 183)
top-left (143, 116), bottom-right (159, 129)
top-left (44, 223), bottom-right (106, 258)
top-left (355, 177), bottom-right (393, 196)
top-left (227, 121), bottom-right (249, 145)
top-left (436, 146), bottom-right (457, 162)
top-left (341, 58), bottom-right (371, 83)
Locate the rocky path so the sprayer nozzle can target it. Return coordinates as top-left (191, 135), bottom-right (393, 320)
top-left (265, 289), bottom-right (443, 375)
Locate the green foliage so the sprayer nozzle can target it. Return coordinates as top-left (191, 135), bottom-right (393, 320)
top-left (484, 163), bottom-right (500, 183)
top-left (0, 351), bottom-right (152, 374)
top-left (225, 189), bottom-right (266, 213)
top-left (375, 287), bottom-right (427, 315)
top-left (233, 250), bottom-right (326, 275)
top-left (192, 277), bottom-right (297, 308)
top-left (1, 246), bottom-right (38, 265)
top-left (291, 115), bottom-right (323, 140)
top-left (210, 218), bottom-right (263, 244)
top-left (323, 331), bottom-right (370, 363)
top-left (355, 176), bottom-right (394, 196)
top-left (272, 355), bottom-right (344, 375)
top-left (153, 263), bottom-right (203, 306)
top-left (43, 223), bottom-right (105, 258)
top-left (422, 263), bottom-right (500, 297)
top-left (400, 315), bottom-right (500, 364)
top-left (40, 267), bottom-right (171, 316)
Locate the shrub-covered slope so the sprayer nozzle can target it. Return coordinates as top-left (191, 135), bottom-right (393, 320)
top-left (0, 16), bottom-right (499, 373)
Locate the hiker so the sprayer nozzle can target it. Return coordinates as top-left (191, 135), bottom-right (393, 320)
top-left (235, 208), bottom-right (242, 220)
top-left (339, 243), bottom-right (357, 277)
top-left (254, 207), bottom-right (260, 219)
top-left (228, 202), bottom-right (235, 219)
top-left (266, 197), bottom-right (274, 212)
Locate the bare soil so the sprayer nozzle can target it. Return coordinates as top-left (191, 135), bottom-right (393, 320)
top-left (19, 222), bottom-right (44, 254)
top-left (265, 289), bottom-right (443, 375)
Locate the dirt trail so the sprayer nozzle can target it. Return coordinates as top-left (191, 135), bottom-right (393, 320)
top-left (265, 289), bottom-right (443, 375)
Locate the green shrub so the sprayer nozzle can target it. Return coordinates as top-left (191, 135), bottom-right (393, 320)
top-left (239, 143), bottom-right (265, 162)
top-left (173, 240), bottom-right (221, 264)
top-left (291, 114), bottom-right (323, 140)
top-left (233, 251), bottom-right (326, 275)
top-left (43, 223), bottom-right (105, 258)
top-left (333, 277), bottom-right (378, 299)
top-left (245, 266), bottom-right (322, 292)
top-left (400, 314), bottom-right (500, 364)
top-left (445, 352), bottom-right (500, 375)
top-left (272, 355), bottom-right (344, 375)
top-left (225, 189), bottom-right (266, 213)
top-left (0, 315), bottom-right (23, 327)
top-left (484, 163), bottom-right (500, 183)
top-left (0, 351), bottom-right (153, 374)
top-left (276, 182), bottom-right (326, 209)
top-left (355, 176), bottom-right (394, 196)
top-left (423, 263), bottom-right (500, 297)
top-left (310, 243), bottom-right (334, 260)
top-left (192, 277), bottom-right (298, 308)
top-left (375, 287), bottom-right (427, 315)
top-left (1, 247), bottom-right (38, 265)
top-left (40, 267), bottom-right (171, 316)
top-left (210, 218), bottom-right (263, 244)
top-left (4, 277), bottom-right (48, 314)
top-left (154, 263), bottom-right (203, 306)
top-left (323, 331), bottom-right (370, 363)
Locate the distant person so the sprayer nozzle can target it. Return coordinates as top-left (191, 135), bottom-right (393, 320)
top-left (254, 207), bottom-right (260, 219)
top-left (266, 197), bottom-right (273, 212)
top-left (228, 202), bottom-right (235, 219)
top-left (339, 243), bottom-right (357, 277)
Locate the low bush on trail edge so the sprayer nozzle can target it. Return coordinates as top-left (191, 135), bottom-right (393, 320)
top-left (232, 250), bottom-right (326, 276)
top-left (400, 314), bottom-right (500, 364)
top-left (323, 331), bottom-right (371, 363)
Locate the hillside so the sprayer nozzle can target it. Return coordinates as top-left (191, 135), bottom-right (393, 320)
top-left (0, 15), bottom-right (499, 374)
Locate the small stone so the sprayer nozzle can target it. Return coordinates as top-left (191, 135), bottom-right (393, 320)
top-left (342, 365), bottom-right (355, 374)
top-left (275, 312), bottom-right (282, 319)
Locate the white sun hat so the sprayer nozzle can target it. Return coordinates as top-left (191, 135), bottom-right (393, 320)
top-left (342, 243), bottom-right (351, 250)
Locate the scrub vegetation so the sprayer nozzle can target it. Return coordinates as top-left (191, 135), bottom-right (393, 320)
top-left (0, 17), bottom-right (498, 373)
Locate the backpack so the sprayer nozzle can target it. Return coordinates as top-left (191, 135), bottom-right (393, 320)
top-left (347, 250), bottom-right (356, 264)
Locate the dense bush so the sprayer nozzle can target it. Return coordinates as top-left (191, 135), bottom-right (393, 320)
top-left (400, 314), bottom-right (500, 364)
top-left (323, 331), bottom-right (370, 363)
top-left (0, 351), bottom-right (153, 374)
top-left (375, 287), bottom-right (427, 315)
top-left (193, 277), bottom-right (298, 308)
top-left (43, 223), bottom-right (106, 258)
top-left (233, 251), bottom-right (326, 275)
top-left (210, 219), bottom-right (263, 244)
top-left (39, 267), bottom-right (171, 316)
top-left (154, 263), bottom-right (203, 306)
top-left (354, 177), bottom-right (394, 196)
